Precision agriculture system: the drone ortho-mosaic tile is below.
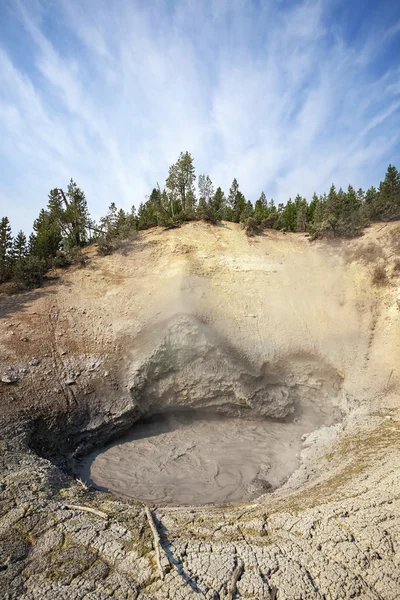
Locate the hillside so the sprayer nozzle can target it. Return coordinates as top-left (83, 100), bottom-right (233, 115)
top-left (1, 221), bottom-right (400, 599)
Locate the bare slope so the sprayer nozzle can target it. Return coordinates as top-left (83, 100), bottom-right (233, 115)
top-left (1, 222), bottom-right (400, 599)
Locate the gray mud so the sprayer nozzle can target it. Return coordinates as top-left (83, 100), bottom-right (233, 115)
top-left (78, 398), bottom-right (341, 505)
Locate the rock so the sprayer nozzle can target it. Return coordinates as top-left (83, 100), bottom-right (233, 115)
top-left (20, 337), bottom-right (29, 342)
top-left (65, 378), bottom-right (76, 385)
top-left (1, 374), bottom-right (18, 384)
top-left (31, 358), bottom-right (40, 367)
top-left (246, 478), bottom-right (273, 496)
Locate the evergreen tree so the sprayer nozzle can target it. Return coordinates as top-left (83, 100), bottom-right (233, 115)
top-left (198, 175), bottom-right (214, 204)
top-left (211, 187), bottom-right (226, 221)
top-left (377, 164), bottom-right (400, 220)
top-left (31, 209), bottom-right (62, 261)
top-left (227, 179), bottom-right (246, 222)
top-left (64, 179), bottom-right (90, 247)
top-left (100, 203), bottom-right (119, 236)
top-left (254, 192), bottom-right (267, 223)
top-left (45, 182), bottom-right (90, 249)
top-left (295, 196), bottom-right (308, 232)
top-left (340, 184), bottom-right (364, 236)
top-left (240, 200), bottom-right (254, 222)
top-left (263, 199), bottom-right (278, 228)
top-left (324, 184), bottom-right (342, 235)
top-left (165, 151), bottom-right (196, 213)
top-left (281, 198), bottom-right (297, 231)
top-left (365, 186), bottom-right (379, 220)
top-left (307, 193), bottom-right (319, 225)
top-left (12, 230), bottom-right (28, 260)
top-left (0, 217), bottom-right (13, 283)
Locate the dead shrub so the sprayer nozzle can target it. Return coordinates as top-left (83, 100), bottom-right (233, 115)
top-left (372, 264), bottom-right (388, 286)
top-left (243, 218), bottom-right (262, 237)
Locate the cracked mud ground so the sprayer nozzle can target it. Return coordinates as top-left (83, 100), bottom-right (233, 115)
top-left (1, 221), bottom-right (400, 599)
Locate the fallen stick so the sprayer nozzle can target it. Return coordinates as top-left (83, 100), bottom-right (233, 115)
top-left (144, 505), bottom-right (165, 580)
top-left (377, 223), bottom-right (388, 234)
top-left (227, 559), bottom-right (243, 600)
top-left (64, 504), bottom-right (108, 520)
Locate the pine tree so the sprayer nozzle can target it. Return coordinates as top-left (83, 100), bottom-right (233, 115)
top-left (12, 230), bottom-right (28, 260)
top-left (198, 175), bottom-right (214, 204)
top-left (377, 164), bottom-right (400, 220)
top-left (340, 184), bottom-right (364, 236)
top-left (211, 187), bottom-right (226, 221)
top-left (227, 179), bottom-right (246, 222)
top-left (100, 203), bottom-right (119, 236)
top-left (165, 151), bottom-right (196, 213)
top-left (295, 196), bottom-right (308, 232)
top-left (0, 216), bottom-right (13, 283)
top-left (254, 192), bottom-right (267, 223)
top-left (365, 186), bottom-right (379, 220)
top-left (65, 179), bottom-right (90, 247)
top-left (323, 185), bottom-right (342, 235)
top-left (281, 198), bottom-right (297, 231)
top-left (32, 209), bottom-right (62, 261)
top-left (240, 200), bottom-right (254, 222)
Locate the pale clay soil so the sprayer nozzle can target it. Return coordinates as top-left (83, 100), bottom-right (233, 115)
top-left (0, 221), bottom-right (400, 600)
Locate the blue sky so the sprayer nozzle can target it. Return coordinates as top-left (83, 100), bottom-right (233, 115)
top-left (1, 0), bottom-right (400, 234)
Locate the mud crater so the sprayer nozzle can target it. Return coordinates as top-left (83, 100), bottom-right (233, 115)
top-left (29, 315), bottom-right (345, 506)
top-left (77, 401), bottom-right (341, 505)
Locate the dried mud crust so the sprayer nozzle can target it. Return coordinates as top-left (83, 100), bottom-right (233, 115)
top-left (0, 222), bottom-right (400, 599)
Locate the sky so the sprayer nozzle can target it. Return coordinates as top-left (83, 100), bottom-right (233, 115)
top-left (1, 0), bottom-right (400, 234)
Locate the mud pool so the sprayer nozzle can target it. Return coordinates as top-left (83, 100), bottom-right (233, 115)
top-left (78, 398), bottom-right (341, 505)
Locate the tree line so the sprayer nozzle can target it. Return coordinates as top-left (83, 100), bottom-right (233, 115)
top-left (1, 152), bottom-right (399, 289)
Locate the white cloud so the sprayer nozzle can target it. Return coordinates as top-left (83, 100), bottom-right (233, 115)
top-left (0, 0), bottom-right (399, 233)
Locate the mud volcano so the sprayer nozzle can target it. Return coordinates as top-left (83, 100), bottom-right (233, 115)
top-left (1, 222), bottom-right (400, 599)
top-left (76, 314), bottom-right (343, 505)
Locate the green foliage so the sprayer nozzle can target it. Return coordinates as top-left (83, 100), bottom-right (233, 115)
top-left (12, 230), bottom-right (28, 260)
top-left (254, 192), bottom-right (267, 223)
top-left (211, 187), bottom-right (227, 221)
top-left (310, 184), bottom-right (366, 238)
top-left (0, 216), bottom-right (13, 283)
top-left (12, 256), bottom-right (47, 288)
top-left (227, 179), bottom-right (246, 222)
top-left (244, 217), bottom-right (261, 237)
top-left (2, 158), bottom-right (400, 295)
top-left (31, 209), bottom-right (62, 261)
top-left (165, 151), bottom-right (196, 215)
top-left (377, 164), bottom-right (400, 220)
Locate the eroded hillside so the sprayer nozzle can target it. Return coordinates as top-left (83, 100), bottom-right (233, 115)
top-left (1, 222), bottom-right (400, 599)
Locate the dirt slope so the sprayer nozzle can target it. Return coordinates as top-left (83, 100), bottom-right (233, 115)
top-left (1, 221), bottom-right (400, 599)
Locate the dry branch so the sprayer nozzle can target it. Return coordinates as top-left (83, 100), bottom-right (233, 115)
top-left (227, 558), bottom-right (243, 600)
top-left (64, 504), bottom-right (108, 520)
top-left (144, 505), bottom-right (165, 580)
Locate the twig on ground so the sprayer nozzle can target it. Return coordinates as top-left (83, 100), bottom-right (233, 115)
top-left (227, 558), bottom-right (243, 600)
top-left (144, 505), bottom-right (165, 580)
top-left (64, 504), bottom-right (108, 520)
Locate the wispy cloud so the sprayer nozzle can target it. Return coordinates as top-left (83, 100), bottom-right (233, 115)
top-left (0, 0), bottom-right (399, 232)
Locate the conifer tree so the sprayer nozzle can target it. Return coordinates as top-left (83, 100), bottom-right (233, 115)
top-left (0, 216), bottom-right (13, 283)
top-left (165, 151), bottom-right (196, 213)
top-left (211, 187), bottom-right (226, 221)
top-left (254, 192), bottom-right (267, 223)
top-left (12, 230), bottom-right (28, 260)
top-left (228, 179), bottom-right (246, 222)
top-left (377, 164), bottom-right (400, 220)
